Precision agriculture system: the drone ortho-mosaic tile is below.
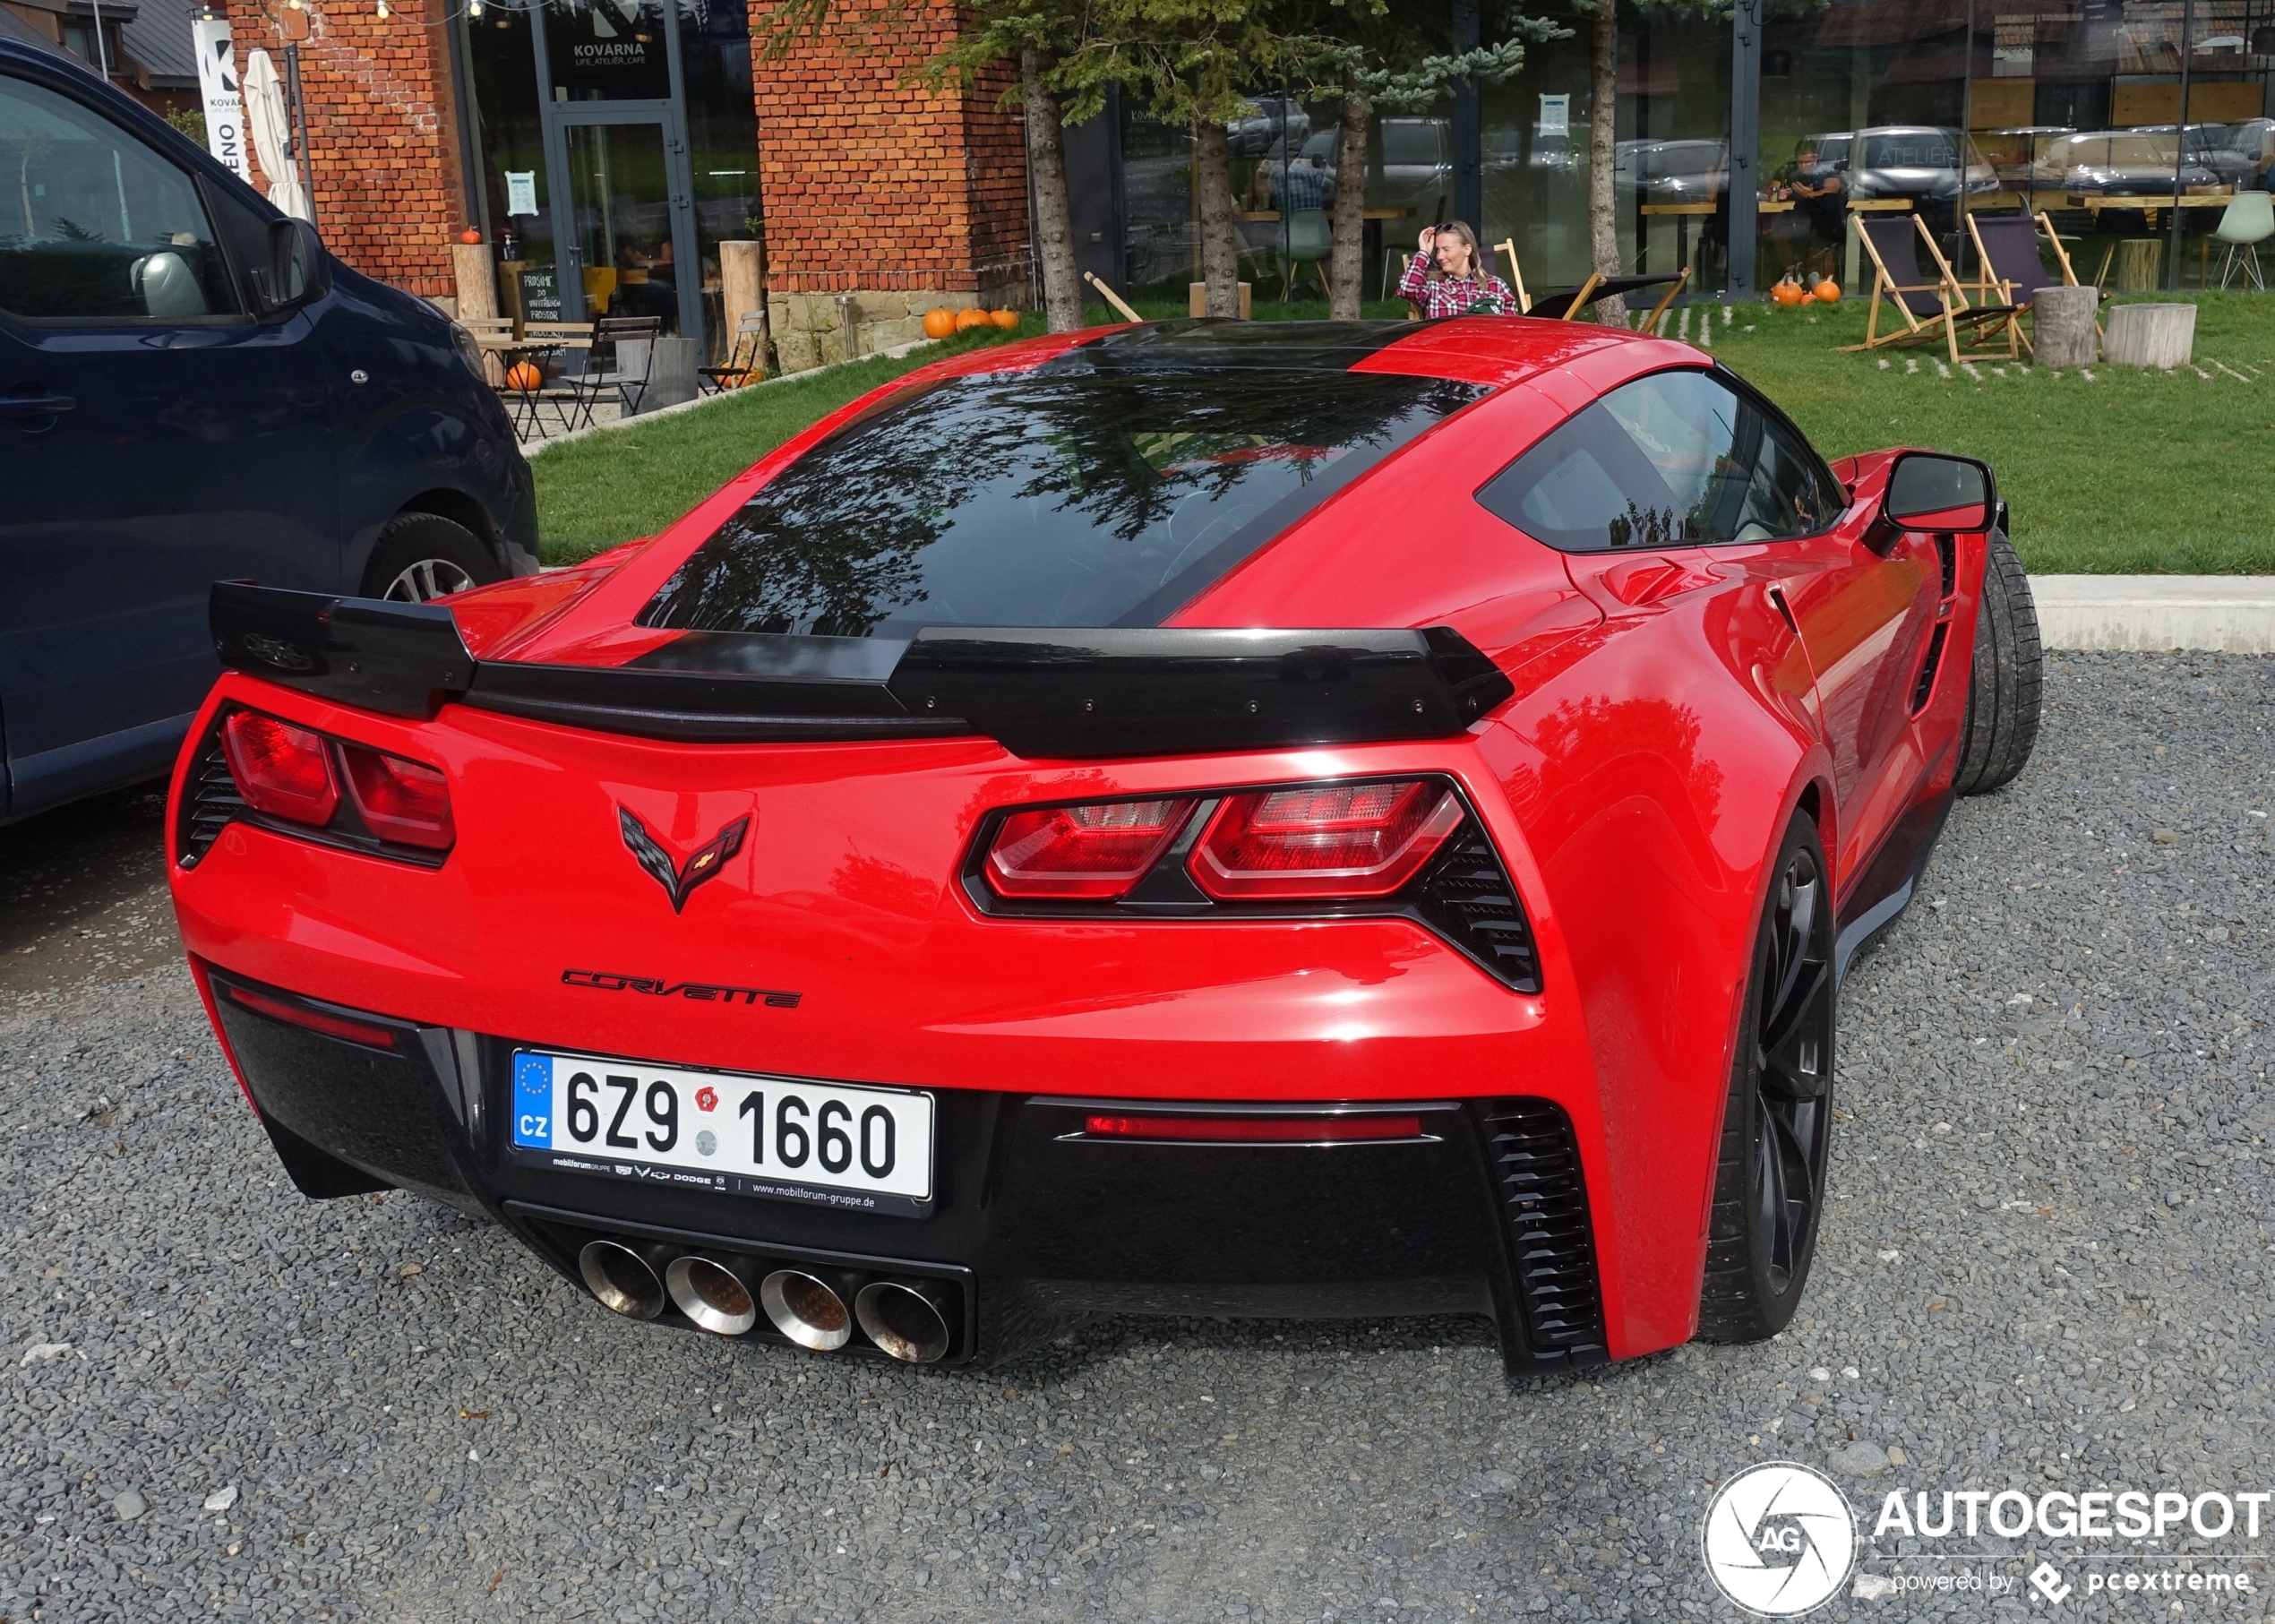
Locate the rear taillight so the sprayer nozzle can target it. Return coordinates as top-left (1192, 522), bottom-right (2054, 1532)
top-left (339, 744), bottom-right (455, 850)
top-left (1188, 779), bottom-right (1463, 900)
top-left (202, 707), bottom-right (453, 860)
top-left (221, 710), bottom-right (339, 825)
top-left (984, 797), bottom-right (1196, 898)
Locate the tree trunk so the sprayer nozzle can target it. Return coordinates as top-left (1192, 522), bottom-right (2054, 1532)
top-left (1586, 0), bottom-right (1627, 326)
top-left (1327, 89), bottom-right (1369, 319)
top-left (1195, 119), bottom-right (1241, 316)
top-left (1022, 47), bottom-right (1084, 332)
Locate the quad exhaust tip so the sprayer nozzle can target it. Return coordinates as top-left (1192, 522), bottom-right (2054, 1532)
top-left (760, 1268), bottom-right (855, 1351)
top-left (665, 1253), bottom-right (761, 1336)
top-left (855, 1278), bottom-right (952, 1365)
top-left (579, 1239), bottom-right (670, 1321)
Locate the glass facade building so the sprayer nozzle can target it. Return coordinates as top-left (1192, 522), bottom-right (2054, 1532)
top-left (1069, 0), bottom-right (2275, 305)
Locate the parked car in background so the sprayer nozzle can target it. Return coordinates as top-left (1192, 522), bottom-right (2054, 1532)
top-left (0, 39), bottom-right (537, 826)
top-left (2032, 128), bottom-right (2224, 195)
top-left (1615, 138), bottom-right (1729, 203)
top-left (1843, 126), bottom-right (1999, 228)
top-left (1227, 96), bottom-right (1309, 159)
top-left (2125, 124), bottom-right (2263, 189)
top-left (1974, 125), bottom-right (2076, 187)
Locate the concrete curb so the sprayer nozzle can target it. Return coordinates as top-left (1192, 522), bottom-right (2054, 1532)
top-left (519, 334), bottom-right (940, 458)
top-left (2030, 575), bottom-right (2275, 654)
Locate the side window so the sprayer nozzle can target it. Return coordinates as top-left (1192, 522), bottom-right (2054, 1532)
top-left (0, 74), bottom-right (241, 322)
top-left (1475, 369), bottom-right (1842, 552)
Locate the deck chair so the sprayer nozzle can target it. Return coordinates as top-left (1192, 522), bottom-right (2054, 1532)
top-left (1494, 237), bottom-right (1534, 314)
top-left (1963, 212), bottom-right (2056, 356)
top-left (1910, 224), bottom-right (2021, 361)
top-left (1841, 214), bottom-right (2018, 365)
top-left (699, 312), bottom-right (767, 393)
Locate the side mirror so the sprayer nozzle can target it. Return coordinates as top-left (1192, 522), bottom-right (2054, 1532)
top-left (250, 217), bottom-right (331, 315)
top-left (1871, 451), bottom-right (1995, 547)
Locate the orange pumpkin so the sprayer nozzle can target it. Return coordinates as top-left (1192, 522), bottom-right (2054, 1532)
top-left (922, 307), bottom-right (957, 339)
top-left (459, 228), bottom-right (482, 245)
top-left (954, 307), bottom-right (991, 331)
top-left (1813, 279), bottom-right (1841, 304)
top-left (991, 308), bottom-right (1019, 330)
top-left (1772, 278), bottom-right (1805, 306)
top-left (505, 360), bottom-right (542, 392)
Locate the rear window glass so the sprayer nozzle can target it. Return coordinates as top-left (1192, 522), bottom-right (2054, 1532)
top-left (639, 362), bottom-right (1484, 638)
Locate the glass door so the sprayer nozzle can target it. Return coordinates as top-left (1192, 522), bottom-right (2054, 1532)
top-left (560, 119), bottom-right (693, 332)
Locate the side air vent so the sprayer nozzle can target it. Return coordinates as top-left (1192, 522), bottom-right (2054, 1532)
top-left (177, 726), bottom-right (246, 868)
top-left (1412, 824), bottom-right (1541, 992)
top-left (1910, 621), bottom-right (1950, 714)
top-left (1477, 1098), bottom-right (1606, 1367)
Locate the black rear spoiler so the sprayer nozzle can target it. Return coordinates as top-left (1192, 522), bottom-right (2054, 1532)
top-left (210, 584), bottom-right (1514, 760)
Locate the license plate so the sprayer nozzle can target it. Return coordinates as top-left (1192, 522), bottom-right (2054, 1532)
top-left (508, 1050), bottom-right (933, 1217)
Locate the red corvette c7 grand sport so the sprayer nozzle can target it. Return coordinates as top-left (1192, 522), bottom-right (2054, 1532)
top-left (167, 318), bottom-right (2040, 1377)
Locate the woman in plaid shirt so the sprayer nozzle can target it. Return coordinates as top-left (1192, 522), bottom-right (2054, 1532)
top-left (1395, 221), bottom-right (1518, 317)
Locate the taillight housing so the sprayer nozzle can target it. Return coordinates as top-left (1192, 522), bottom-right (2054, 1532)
top-left (985, 798), bottom-right (1195, 898)
top-left (185, 707), bottom-right (455, 867)
top-left (1187, 780), bottom-right (1463, 900)
top-left (967, 776), bottom-right (1541, 992)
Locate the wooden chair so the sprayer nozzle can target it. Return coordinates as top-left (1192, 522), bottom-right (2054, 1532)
top-left (1841, 214), bottom-right (2018, 365)
top-left (1494, 237), bottom-right (1534, 314)
top-left (699, 313), bottom-right (767, 394)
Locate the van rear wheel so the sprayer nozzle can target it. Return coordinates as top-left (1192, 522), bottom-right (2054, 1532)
top-left (360, 512), bottom-right (501, 602)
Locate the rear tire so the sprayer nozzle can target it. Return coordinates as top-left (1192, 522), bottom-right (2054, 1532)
top-left (1696, 815), bottom-right (1836, 1344)
top-left (359, 512), bottom-right (502, 603)
top-left (1951, 527), bottom-right (2042, 795)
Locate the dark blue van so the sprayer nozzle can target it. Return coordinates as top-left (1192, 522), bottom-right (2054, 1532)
top-left (0, 39), bottom-right (537, 824)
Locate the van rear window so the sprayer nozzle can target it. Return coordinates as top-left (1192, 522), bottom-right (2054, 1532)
top-left (638, 362), bottom-right (1484, 638)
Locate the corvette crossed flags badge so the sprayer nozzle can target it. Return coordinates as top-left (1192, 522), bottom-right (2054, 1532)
top-left (617, 808), bottom-right (749, 914)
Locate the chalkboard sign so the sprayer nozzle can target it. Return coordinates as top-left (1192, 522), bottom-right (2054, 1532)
top-left (518, 267), bottom-right (562, 323)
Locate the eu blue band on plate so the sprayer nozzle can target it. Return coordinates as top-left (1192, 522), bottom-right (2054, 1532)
top-left (512, 1052), bottom-right (554, 1147)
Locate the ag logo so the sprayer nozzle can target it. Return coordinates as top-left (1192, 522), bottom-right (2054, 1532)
top-left (1700, 1461), bottom-right (1857, 1616)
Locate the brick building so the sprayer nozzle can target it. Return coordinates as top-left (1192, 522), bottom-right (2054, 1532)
top-left (218, 0), bottom-right (1033, 358)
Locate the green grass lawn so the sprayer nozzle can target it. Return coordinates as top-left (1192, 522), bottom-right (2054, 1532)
top-left (533, 292), bottom-right (2275, 572)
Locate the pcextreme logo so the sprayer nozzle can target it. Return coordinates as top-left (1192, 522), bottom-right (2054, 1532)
top-left (1701, 1461), bottom-right (1859, 1616)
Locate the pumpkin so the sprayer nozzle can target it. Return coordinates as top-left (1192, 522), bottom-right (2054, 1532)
top-left (922, 307), bottom-right (957, 339)
top-left (1813, 279), bottom-right (1841, 304)
top-left (1772, 278), bottom-right (1806, 306)
top-left (991, 308), bottom-right (1020, 330)
top-left (505, 360), bottom-right (542, 392)
top-left (459, 228), bottom-right (482, 245)
top-left (954, 307), bottom-right (991, 331)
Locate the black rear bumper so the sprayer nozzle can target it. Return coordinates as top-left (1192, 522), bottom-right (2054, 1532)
top-left (203, 963), bottom-right (1608, 1378)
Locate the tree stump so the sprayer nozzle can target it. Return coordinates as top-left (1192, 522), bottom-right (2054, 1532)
top-left (2116, 238), bottom-right (2165, 292)
top-left (2104, 301), bottom-right (2197, 369)
top-left (2032, 284), bottom-right (2098, 368)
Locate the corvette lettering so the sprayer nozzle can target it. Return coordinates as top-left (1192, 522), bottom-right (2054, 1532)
top-left (562, 968), bottom-right (802, 1009)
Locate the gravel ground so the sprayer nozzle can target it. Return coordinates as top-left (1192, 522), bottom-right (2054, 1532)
top-left (1, 649), bottom-right (2271, 1623)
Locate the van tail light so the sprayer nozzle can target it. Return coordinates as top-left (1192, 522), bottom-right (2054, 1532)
top-left (984, 797), bottom-right (1196, 898)
top-left (339, 743), bottom-right (455, 850)
top-left (1188, 779), bottom-right (1464, 900)
top-left (221, 710), bottom-right (339, 826)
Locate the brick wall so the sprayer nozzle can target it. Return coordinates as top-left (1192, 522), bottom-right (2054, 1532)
top-left (751, 0), bottom-right (1030, 297)
top-left (223, 0), bottom-right (465, 301)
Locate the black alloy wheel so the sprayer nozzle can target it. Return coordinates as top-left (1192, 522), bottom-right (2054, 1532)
top-left (1696, 816), bottom-right (1837, 1342)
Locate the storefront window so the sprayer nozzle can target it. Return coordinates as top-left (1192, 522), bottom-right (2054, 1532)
top-left (465, 4), bottom-right (560, 322)
top-left (676, 0), bottom-right (759, 356)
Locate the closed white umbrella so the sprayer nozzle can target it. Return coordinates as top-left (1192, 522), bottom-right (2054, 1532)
top-left (242, 49), bottom-right (308, 221)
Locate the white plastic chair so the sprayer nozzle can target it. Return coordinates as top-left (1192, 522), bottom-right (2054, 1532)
top-left (1280, 208), bottom-right (1332, 301)
top-left (2213, 191), bottom-right (2272, 290)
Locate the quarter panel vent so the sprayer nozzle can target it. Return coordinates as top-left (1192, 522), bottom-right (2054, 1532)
top-left (1477, 1097), bottom-right (1606, 1367)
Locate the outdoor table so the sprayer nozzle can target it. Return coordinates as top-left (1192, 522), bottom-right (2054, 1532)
top-left (1847, 198), bottom-right (1914, 212)
top-left (2067, 192), bottom-right (2233, 231)
top-left (1235, 208), bottom-right (1414, 222)
top-left (1640, 201), bottom-right (1719, 277)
